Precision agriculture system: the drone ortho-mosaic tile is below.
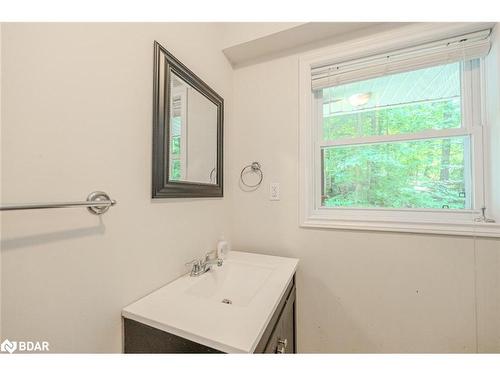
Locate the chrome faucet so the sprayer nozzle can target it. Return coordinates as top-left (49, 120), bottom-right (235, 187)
top-left (187, 251), bottom-right (223, 277)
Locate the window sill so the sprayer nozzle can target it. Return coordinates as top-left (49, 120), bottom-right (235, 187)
top-left (301, 211), bottom-right (500, 237)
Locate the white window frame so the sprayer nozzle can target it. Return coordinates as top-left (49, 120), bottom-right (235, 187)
top-left (299, 23), bottom-right (500, 237)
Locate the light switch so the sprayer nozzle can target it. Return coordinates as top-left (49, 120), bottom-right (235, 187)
top-left (270, 182), bottom-right (280, 201)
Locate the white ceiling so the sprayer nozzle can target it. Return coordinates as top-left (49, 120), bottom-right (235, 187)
top-left (219, 22), bottom-right (305, 49)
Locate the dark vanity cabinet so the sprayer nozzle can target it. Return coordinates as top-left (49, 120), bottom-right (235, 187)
top-left (254, 275), bottom-right (296, 354)
top-left (123, 276), bottom-right (296, 354)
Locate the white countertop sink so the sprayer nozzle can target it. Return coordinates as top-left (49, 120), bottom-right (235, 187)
top-left (122, 251), bottom-right (298, 353)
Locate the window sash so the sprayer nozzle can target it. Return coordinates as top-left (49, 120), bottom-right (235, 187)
top-left (313, 59), bottom-right (484, 212)
top-left (316, 61), bottom-right (472, 145)
top-left (320, 136), bottom-right (473, 210)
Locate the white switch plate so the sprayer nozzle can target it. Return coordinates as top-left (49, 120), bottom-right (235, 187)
top-left (270, 182), bottom-right (280, 201)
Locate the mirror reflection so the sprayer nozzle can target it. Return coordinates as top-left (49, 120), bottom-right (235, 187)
top-left (168, 71), bottom-right (218, 185)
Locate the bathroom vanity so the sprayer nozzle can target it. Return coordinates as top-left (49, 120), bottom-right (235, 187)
top-left (122, 252), bottom-right (298, 353)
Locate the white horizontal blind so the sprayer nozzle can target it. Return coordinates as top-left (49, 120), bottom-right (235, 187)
top-left (311, 29), bottom-right (491, 90)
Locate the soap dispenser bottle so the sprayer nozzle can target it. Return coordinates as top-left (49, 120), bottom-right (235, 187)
top-left (216, 236), bottom-right (230, 259)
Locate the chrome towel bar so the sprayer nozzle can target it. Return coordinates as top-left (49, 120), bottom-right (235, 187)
top-left (0, 191), bottom-right (116, 215)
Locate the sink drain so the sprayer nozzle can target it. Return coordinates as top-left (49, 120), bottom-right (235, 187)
top-left (221, 298), bottom-right (232, 305)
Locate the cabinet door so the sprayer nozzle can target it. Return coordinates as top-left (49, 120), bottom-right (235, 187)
top-left (264, 315), bottom-right (284, 353)
top-left (264, 286), bottom-right (296, 354)
top-left (280, 287), bottom-right (295, 353)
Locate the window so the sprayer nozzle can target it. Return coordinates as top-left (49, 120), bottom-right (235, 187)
top-left (169, 84), bottom-right (187, 181)
top-left (300, 26), bottom-right (500, 236)
top-left (170, 115), bottom-right (182, 180)
top-left (319, 62), bottom-right (472, 210)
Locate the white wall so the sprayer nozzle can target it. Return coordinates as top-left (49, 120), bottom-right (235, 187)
top-left (229, 27), bottom-right (500, 352)
top-left (478, 24), bottom-right (500, 352)
top-left (485, 25), bottom-right (500, 221)
top-left (0, 22), bottom-right (3, 341)
top-left (0, 23), bottom-right (233, 352)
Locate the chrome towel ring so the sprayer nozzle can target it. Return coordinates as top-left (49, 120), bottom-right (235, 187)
top-left (240, 162), bottom-right (263, 188)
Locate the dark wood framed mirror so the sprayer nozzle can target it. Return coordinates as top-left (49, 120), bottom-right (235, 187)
top-left (152, 41), bottom-right (223, 198)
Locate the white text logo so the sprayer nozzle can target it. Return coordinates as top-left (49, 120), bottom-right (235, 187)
top-left (0, 339), bottom-right (50, 354)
